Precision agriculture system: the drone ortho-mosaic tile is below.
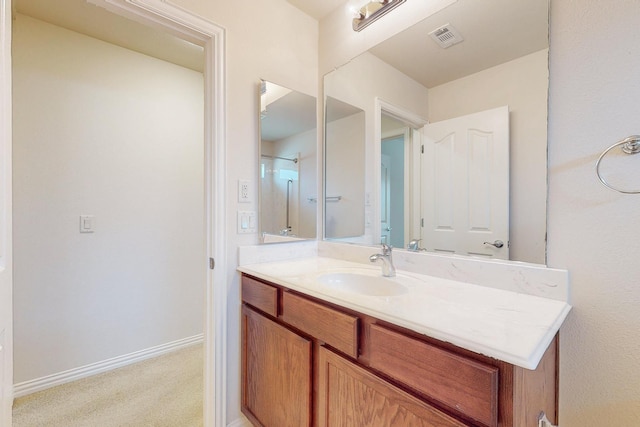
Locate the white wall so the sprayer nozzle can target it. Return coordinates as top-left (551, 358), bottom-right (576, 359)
top-left (325, 112), bottom-right (366, 239)
top-left (429, 49), bottom-right (549, 264)
top-left (548, 0), bottom-right (640, 425)
top-left (12, 15), bottom-right (204, 383)
top-left (169, 0), bottom-right (318, 422)
top-left (324, 51), bottom-right (429, 243)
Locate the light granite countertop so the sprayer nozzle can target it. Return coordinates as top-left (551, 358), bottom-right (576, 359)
top-left (237, 256), bottom-right (571, 370)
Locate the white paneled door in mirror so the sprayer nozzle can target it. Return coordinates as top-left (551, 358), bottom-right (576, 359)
top-left (323, 0), bottom-right (548, 264)
top-left (423, 106), bottom-right (509, 260)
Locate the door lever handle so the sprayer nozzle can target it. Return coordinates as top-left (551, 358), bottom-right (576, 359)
top-left (483, 240), bottom-right (504, 248)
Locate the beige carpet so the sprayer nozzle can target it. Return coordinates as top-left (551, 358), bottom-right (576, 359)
top-left (13, 343), bottom-right (203, 427)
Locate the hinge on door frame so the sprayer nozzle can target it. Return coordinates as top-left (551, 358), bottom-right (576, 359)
top-left (209, 257), bottom-right (215, 270)
top-left (421, 218), bottom-right (424, 227)
top-left (421, 144), bottom-right (424, 154)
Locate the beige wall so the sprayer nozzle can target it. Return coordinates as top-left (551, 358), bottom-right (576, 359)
top-left (548, 0), bottom-right (640, 425)
top-left (13, 15), bottom-right (205, 383)
top-left (169, 0), bottom-right (318, 422)
top-left (429, 49), bottom-right (549, 264)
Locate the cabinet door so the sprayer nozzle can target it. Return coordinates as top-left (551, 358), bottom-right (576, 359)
top-left (317, 346), bottom-right (469, 427)
top-left (242, 305), bottom-right (312, 427)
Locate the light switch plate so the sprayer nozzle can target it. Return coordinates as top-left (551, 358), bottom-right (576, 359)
top-left (237, 211), bottom-right (256, 234)
top-left (80, 215), bottom-right (95, 233)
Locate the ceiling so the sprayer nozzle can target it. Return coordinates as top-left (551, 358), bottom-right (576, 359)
top-left (14, 0), bottom-right (548, 98)
top-left (286, 0), bottom-right (347, 20)
top-left (368, 0), bottom-right (549, 88)
top-left (13, 0), bottom-right (204, 72)
top-left (288, 0), bottom-right (548, 89)
top-left (261, 86), bottom-right (317, 142)
top-left (13, 0), bottom-right (348, 72)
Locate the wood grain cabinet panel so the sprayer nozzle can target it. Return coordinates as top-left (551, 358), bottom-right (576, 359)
top-left (242, 306), bottom-right (312, 427)
top-left (318, 346), bottom-right (469, 427)
top-left (369, 324), bottom-right (499, 427)
top-left (242, 275), bottom-right (278, 317)
top-left (281, 291), bottom-right (359, 358)
top-left (240, 273), bottom-right (558, 427)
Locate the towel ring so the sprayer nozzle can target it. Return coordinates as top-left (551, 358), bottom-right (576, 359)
top-left (595, 135), bottom-right (640, 194)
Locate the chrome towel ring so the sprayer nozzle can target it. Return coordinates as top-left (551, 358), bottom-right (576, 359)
top-left (595, 135), bottom-right (640, 194)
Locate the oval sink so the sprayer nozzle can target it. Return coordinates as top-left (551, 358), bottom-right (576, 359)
top-left (316, 272), bottom-right (410, 297)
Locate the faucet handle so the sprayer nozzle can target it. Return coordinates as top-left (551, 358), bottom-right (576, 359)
top-left (407, 239), bottom-right (422, 251)
top-left (381, 243), bottom-right (393, 255)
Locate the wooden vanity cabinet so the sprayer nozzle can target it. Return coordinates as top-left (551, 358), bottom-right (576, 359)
top-left (241, 273), bottom-right (558, 427)
top-left (317, 346), bottom-right (468, 427)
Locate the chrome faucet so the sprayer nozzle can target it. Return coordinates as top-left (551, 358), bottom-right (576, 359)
top-left (280, 227), bottom-right (291, 236)
top-left (369, 243), bottom-right (396, 277)
top-left (407, 238), bottom-right (422, 252)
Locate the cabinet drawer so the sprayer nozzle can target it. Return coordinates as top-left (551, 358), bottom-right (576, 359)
top-left (241, 275), bottom-right (278, 317)
top-left (281, 291), bottom-right (359, 358)
top-left (369, 324), bottom-right (499, 427)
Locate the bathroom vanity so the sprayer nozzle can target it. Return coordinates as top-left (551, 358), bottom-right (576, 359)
top-left (238, 251), bottom-right (570, 427)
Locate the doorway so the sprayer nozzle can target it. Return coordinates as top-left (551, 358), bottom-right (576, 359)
top-left (381, 135), bottom-right (405, 248)
top-left (2, 1), bottom-right (227, 426)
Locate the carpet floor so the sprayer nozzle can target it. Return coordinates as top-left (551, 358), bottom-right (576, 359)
top-left (12, 343), bottom-right (203, 427)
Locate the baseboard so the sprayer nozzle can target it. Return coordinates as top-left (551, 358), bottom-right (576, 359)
top-left (13, 334), bottom-right (204, 398)
top-left (227, 415), bottom-right (252, 427)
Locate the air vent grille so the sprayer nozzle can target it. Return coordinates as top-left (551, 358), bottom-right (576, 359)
top-left (429, 23), bottom-right (464, 49)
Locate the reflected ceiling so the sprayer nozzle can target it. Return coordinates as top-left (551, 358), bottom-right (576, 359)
top-left (369, 0), bottom-right (548, 88)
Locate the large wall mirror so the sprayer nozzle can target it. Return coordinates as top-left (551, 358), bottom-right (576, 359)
top-left (324, 0), bottom-right (549, 264)
top-left (259, 80), bottom-right (317, 242)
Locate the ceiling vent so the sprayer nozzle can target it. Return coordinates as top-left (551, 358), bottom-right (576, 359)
top-left (429, 23), bottom-right (464, 48)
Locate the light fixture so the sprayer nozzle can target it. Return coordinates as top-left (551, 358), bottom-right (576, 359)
top-left (352, 0), bottom-right (406, 32)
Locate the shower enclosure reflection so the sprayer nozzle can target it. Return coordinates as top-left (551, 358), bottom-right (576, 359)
top-left (259, 80), bottom-right (317, 241)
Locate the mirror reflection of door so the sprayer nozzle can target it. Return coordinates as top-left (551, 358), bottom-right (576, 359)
top-left (380, 154), bottom-right (391, 244)
top-left (422, 105), bottom-right (509, 259)
top-left (381, 138), bottom-right (407, 248)
top-left (381, 112), bottom-right (413, 249)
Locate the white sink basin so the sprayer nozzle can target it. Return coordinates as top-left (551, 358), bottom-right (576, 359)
top-left (316, 272), bottom-right (411, 297)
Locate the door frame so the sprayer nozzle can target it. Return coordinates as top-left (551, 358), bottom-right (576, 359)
top-left (373, 98), bottom-right (427, 246)
top-left (1, 1), bottom-right (228, 426)
top-left (0, 0), bottom-right (12, 425)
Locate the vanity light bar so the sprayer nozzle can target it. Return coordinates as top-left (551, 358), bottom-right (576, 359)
top-left (353, 0), bottom-right (406, 32)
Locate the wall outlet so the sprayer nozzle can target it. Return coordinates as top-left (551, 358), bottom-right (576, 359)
top-left (238, 180), bottom-right (251, 203)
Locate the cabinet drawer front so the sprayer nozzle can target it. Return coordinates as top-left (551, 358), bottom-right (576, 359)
top-left (369, 324), bottom-right (499, 427)
top-left (242, 275), bottom-right (278, 317)
top-left (282, 291), bottom-right (359, 358)
top-left (318, 346), bottom-right (468, 427)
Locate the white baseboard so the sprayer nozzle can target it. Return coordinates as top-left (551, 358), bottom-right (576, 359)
top-left (227, 415), bottom-right (252, 427)
top-left (13, 334), bottom-right (204, 398)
